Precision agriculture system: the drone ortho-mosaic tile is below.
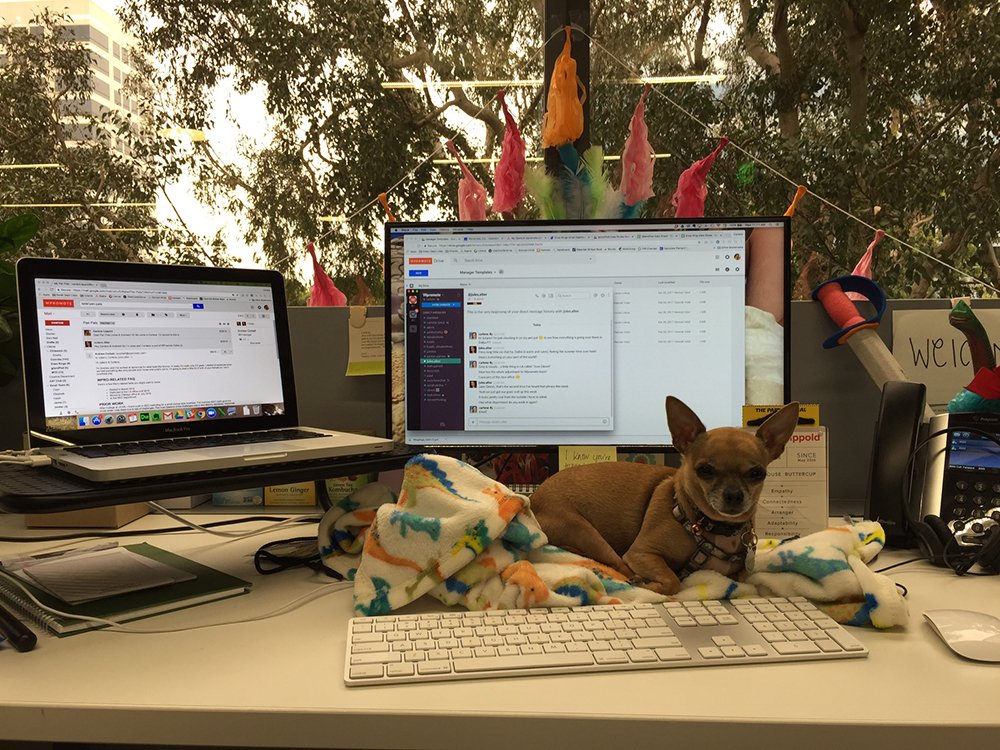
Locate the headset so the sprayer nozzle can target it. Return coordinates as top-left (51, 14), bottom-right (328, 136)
top-left (867, 380), bottom-right (1000, 575)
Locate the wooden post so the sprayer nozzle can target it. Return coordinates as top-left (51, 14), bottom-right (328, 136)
top-left (542, 0), bottom-right (590, 174)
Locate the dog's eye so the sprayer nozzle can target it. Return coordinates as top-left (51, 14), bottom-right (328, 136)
top-left (695, 464), bottom-right (716, 480)
top-left (746, 466), bottom-right (767, 482)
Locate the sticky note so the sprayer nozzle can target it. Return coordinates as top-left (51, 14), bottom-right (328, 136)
top-left (558, 445), bottom-right (617, 469)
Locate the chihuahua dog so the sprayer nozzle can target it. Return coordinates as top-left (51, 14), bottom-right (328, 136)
top-left (530, 396), bottom-right (800, 595)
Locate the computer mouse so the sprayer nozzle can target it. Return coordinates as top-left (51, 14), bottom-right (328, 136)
top-left (923, 609), bottom-right (1000, 663)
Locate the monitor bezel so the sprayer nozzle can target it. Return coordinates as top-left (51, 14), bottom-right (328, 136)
top-left (16, 256), bottom-right (301, 447)
top-left (383, 216), bottom-right (792, 453)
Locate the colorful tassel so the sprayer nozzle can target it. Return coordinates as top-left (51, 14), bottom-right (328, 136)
top-left (306, 241), bottom-right (347, 307)
top-left (619, 85), bottom-right (654, 206)
top-left (492, 91), bottom-right (526, 214)
top-left (671, 137), bottom-right (729, 217)
top-left (785, 185), bottom-right (808, 216)
top-left (444, 139), bottom-right (488, 221)
top-left (846, 230), bottom-right (885, 300)
top-left (378, 192), bottom-right (396, 222)
top-left (541, 26), bottom-right (586, 149)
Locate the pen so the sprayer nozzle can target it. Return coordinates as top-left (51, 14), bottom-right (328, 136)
top-left (0, 601), bottom-right (37, 652)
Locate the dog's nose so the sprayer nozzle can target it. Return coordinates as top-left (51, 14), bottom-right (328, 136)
top-left (723, 487), bottom-right (744, 509)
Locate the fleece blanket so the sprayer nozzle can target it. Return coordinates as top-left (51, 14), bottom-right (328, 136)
top-left (318, 454), bottom-right (907, 628)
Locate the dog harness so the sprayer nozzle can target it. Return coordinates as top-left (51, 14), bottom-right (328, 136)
top-left (671, 504), bottom-right (753, 580)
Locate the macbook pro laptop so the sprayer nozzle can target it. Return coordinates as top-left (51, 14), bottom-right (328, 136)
top-left (16, 257), bottom-right (392, 482)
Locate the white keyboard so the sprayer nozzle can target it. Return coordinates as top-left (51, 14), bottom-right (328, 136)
top-left (344, 597), bottom-right (868, 686)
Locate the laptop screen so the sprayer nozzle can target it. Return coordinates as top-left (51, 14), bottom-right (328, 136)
top-left (17, 258), bottom-right (300, 446)
top-left (385, 217), bottom-right (790, 450)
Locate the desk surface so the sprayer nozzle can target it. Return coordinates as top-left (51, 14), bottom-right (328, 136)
top-left (1, 512), bottom-right (998, 750)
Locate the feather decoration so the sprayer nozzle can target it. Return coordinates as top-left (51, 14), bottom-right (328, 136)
top-left (846, 230), bottom-right (886, 300)
top-left (671, 136), bottom-right (730, 218)
top-left (556, 142), bottom-right (588, 219)
top-left (523, 164), bottom-right (563, 220)
top-left (492, 90), bottom-right (526, 214)
top-left (306, 241), bottom-right (347, 307)
top-left (541, 26), bottom-right (586, 148)
top-left (619, 84), bottom-right (655, 207)
top-left (524, 145), bottom-right (628, 220)
top-left (581, 145), bottom-right (622, 219)
top-left (444, 139), bottom-right (488, 221)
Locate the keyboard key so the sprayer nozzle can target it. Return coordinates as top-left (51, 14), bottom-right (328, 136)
top-left (454, 652), bottom-right (594, 672)
top-left (772, 641), bottom-right (822, 655)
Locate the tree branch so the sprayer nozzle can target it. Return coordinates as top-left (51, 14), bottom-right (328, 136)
top-left (740, 0), bottom-right (780, 75)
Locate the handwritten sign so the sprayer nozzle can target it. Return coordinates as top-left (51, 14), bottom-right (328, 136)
top-left (891, 309), bottom-right (1000, 406)
top-left (558, 445), bottom-right (617, 469)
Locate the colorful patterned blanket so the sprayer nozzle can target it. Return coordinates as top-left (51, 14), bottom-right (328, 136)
top-left (318, 454), bottom-right (907, 629)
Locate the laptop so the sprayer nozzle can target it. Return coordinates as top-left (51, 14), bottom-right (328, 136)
top-left (16, 257), bottom-right (393, 482)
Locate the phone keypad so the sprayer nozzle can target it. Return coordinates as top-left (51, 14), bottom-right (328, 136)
top-left (942, 473), bottom-right (1000, 546)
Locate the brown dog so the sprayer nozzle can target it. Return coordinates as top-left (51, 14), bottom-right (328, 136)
top-left (530, 396), bottom-right (800, 595)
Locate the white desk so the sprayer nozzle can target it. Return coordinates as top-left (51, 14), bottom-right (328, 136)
top-left (1, 512), bottom-right (998, 750)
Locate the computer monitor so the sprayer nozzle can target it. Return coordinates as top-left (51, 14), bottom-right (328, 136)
top-left (385, 217), bottom-right (790, 451)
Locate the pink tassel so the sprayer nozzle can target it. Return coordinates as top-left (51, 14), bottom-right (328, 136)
top-left (445, 139), bottom-right (488, 221)
top-left (619, 85), bottom-right (655, 206)
top-left (492, 91), bottom-right (526, 214)
top-left (672, 137), bottom-right (730, 218)
top-left (306, 242), bottom-right (347, 307)
top-left (846, 230), bottom-right (886, 301)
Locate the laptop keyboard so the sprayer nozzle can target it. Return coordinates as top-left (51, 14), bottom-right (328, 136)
top-left (344, 597), bottom-right (869, 686)
top-left (64, 429), bottom-right (325, 458)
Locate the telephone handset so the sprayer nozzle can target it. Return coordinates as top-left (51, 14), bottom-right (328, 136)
top-left (867, 380), bottom-right (1000, 572)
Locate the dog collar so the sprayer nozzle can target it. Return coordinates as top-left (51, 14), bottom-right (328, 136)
top-left (672, 504), bottom-right (751, 579)
top-left (672, 503), bottom-right (747, 537)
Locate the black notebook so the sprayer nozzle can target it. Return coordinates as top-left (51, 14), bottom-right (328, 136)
top-left (0, 543), bottom-right (251, 635)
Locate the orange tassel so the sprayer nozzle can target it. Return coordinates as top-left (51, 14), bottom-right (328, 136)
top-left (541, 26), bottom-right (587, 149)
top-left (784, 185), bottom-right (807, 216)
top-left (378, 192), bottom-right (396, 222)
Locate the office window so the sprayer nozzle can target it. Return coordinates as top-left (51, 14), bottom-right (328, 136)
top-left (92, 53), bottom-right (109, 75)
top-left (114, 41), bottom-right (121, 60)
top-left (114, 68), bottom-right (121, 83)
top-left (92, 78), bottom-right (110, 99)
top-left (89, 28), bottom-right (109, 52)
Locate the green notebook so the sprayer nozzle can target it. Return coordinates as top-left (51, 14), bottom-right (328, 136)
top-left (0, 543), bottom-right (252, 635)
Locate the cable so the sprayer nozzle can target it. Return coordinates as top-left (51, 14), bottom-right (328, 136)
top-left (0, 450), bottom-right (52, 467)
top-left (146, 502), bottom-right (320, 539)
top-left (0, 515), bottom-right (319, 545)
top-left (253, 536), bottom-right (343, 578)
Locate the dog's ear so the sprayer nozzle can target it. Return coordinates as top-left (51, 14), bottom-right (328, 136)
top-left (665, 396), bottom-right (706, 454)
top-left (755, 401), bottom-right (800, 461)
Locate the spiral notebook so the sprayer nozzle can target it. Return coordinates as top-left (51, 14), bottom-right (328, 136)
top-left (0, 543), bottom-right (251, 635)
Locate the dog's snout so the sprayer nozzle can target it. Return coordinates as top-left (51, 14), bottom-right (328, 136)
top-left (723, 486), bottom-right (744, 508)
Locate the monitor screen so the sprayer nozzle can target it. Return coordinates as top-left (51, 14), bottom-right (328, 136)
top-left (385, 217), bottom-right (790, 450)
top-left (17, 258), bottom-right (299, 447)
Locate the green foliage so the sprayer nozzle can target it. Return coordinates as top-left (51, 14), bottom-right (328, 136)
top-left (44, 1), bottom-right (1000, 299)
top-left (0, 10), bottom-right (229, 266)
top-left (0, 214), bottom-right (39, 386)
